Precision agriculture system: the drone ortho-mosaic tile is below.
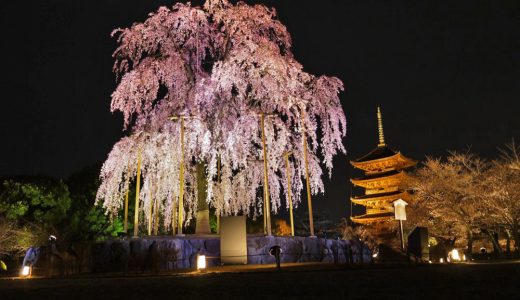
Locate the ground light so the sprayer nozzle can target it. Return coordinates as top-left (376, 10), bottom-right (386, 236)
top-left (20, 266), bottom-right (31, 277)
top-left (197, 254), bottom-right (206, 271)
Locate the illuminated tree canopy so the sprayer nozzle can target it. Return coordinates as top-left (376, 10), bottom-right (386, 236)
top-left (96, 0), bottom-right (346, 230)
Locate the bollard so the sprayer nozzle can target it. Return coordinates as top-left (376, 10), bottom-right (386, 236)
top-left (269, 245), bottom-right (282, 271)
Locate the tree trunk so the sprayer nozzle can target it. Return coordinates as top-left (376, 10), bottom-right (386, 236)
top-left (466, 230), bottom-right (473, 260)
top-left (483, 229), bottom-right (502, 258)
top-left (513, 223), bottom-right (520, 257)
top-left (195, 162), bottom-right (211, 234)
top-left (505, 228), bottom-right (511, 259)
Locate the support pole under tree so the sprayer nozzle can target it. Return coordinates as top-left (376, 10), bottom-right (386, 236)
top-left (148, 184), bottom-right (154, 236)
top-left (216, 156), bottom-right (221, 235)
top-left (123, 165), bottom-right (130, 234)
top-left (171, 195), bottom-right (177, 235)
top-left (178, 117), bottom-right (185, 236)
top-left (154, 197), bottom-right (159, 235)
top-left (284, 151), bottom-right (295, 236)
top-left (133, 148), bottom-right (142, 237)
top-left (260, 113), bottom-right (272, 236)
top-left (301, 109), bottom-right (315, 237)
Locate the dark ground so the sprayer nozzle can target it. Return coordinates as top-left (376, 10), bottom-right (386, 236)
top-left (1, 261), bottom-right (519, 299)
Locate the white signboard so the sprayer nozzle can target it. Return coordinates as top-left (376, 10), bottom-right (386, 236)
top-left (393, 199), bottom-right (408, 221)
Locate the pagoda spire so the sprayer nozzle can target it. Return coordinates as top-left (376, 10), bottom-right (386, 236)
top-left (377, 106), bottom-right (386, 147)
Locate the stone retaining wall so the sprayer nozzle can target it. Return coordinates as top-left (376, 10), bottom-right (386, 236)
top-left (26, 236), bottom-right (372, 276)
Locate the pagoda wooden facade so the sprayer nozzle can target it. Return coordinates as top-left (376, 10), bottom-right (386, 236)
top-left (350, 107), bottom-right (416, 224)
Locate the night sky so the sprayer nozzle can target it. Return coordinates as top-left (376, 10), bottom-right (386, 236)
top-left (1, 0), bottom-right (519, 221)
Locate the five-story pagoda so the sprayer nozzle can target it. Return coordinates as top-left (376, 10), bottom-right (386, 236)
top-left (350, 107), bottom-right (416, 224)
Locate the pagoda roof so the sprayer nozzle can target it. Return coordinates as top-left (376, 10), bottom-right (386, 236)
top-left (351, 190), bottom-right (408, 206)
top-left (352, 145), bottom-right (398, 163)
top-left (350, 145), bottom-right (417, 172)
top-left (352, 170), bottom-right (399, 181)
top-left (350, 212), bottom-right (394, 224)
top-left (352, 190), bottom-right (404, 200)
top-left (350, 170), bottom-right (403, 189)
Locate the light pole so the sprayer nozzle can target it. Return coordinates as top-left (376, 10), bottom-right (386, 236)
top-left (283, 151), bottom-right (295, 236)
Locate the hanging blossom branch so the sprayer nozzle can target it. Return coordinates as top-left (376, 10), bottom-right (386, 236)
top-left (97, 0), bottom-right (347, 228)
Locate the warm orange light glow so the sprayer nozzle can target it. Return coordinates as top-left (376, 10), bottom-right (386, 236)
top-left (197, 255), bottom-right (206, 270)
top-left (21, 266), bottom-right (30, 277)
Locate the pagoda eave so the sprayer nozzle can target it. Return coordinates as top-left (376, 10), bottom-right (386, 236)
top-left (351, 191), bottom-right (408, 205)
top-left (350, 213), bottom-right (394, 224)
top-left (351, 152), bottom-right (416, 173)
top-left (350, 172), bottom-right (403, 188)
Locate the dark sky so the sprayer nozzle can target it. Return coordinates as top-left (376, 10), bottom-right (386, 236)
top-left (1, 0), bottom-right (519, 221)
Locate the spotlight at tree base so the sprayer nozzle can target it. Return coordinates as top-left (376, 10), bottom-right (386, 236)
top-left (448, 249), bottom-right (466, 262)
top-left (197, 254), bottom-right (206, 271)
top-left (20, 266), bottom-right (31, 277)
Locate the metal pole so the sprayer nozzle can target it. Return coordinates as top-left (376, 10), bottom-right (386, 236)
top-left (260, 113), bottom-right (272, 236)
top-left (284, 152), bottom-right (294, 236)
top-left (178, 117), bottom-right (185, 236)
top-left (399, 219), bottom-right (405, 251)
top-left (301, 109), bottom-right (315, 237)
top-left (133, 148), bottom-right (142, 237)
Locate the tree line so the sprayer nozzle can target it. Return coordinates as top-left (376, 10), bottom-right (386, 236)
top-left (404, 141), bottom-right (520, 257)
top-left (0, 165), bottom-right (124, 267)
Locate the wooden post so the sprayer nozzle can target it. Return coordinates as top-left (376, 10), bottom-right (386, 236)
top-left (133, 148), bottom-right (142, 237)
top-left (178, 117), bottom-right (185, 235)
top-left (301, 109), bottom-right (315, 237)
top-left (148, 183), bottom-right (153, 236)
top-left (123, 170), bottom-right (130, 234)
top-left (284, 152), bottom-right (294, 236)
top-left (154, 197), bottom-right (159, 235)
top-left (284, 152), bottom-right (295, 236)
top-left (260, 113), bottom-right (272, 236)
top-left (171, 196), bottom-right (177, 235)
top-left (216, 156), bottom-right (221, 235)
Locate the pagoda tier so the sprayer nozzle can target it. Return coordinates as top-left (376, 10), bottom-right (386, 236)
top-left (351, 145), bottom-right (416, 174)
top-left (349, 107), bottom-right (417, 225)
top-left (350, 190), bottom-right (408, 206)
top-left (350, 169), bottom-right (403, 190)
top-left (350, 211), bottom-right (395, 224)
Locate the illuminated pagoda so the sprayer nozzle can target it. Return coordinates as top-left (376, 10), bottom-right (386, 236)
top-left (350, 107), bottom-right (417, 224)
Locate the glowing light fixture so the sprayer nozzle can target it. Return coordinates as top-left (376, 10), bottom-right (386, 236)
top-left (21, 266), bottom-right (31, 277)
top-left (450, 249), bottom-right (460, 261)
top-left (440, 258), bottom-right (444, 263)
top-left (197, 254), bottom-right (206, 271)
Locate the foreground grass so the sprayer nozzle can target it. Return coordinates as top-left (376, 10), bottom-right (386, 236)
top-left (1, 261), bottom-right (519, 299)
